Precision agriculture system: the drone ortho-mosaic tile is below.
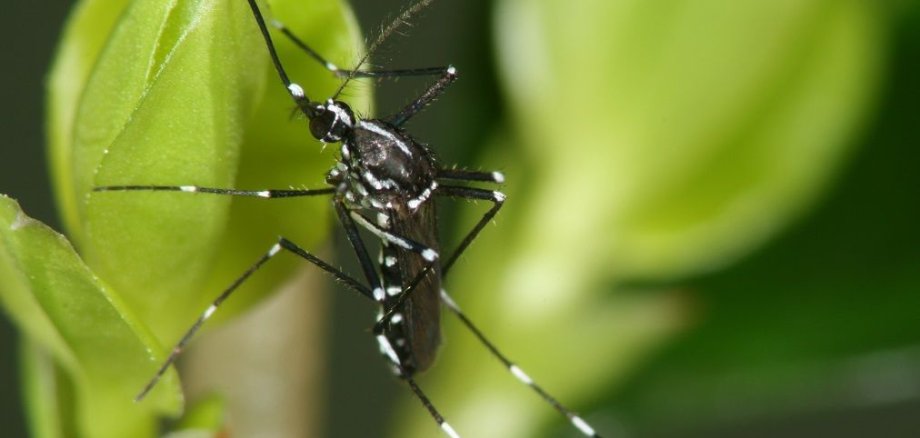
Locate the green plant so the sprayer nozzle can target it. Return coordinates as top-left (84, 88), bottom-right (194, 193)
top-left (0, 0), bottom-right (901, 437)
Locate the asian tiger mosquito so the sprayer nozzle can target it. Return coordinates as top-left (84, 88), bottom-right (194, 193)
top-left (93, 0), bottom-right (602, 436)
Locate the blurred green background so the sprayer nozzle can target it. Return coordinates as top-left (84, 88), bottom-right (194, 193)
top-left (2, 0), bottom-right (919, 437)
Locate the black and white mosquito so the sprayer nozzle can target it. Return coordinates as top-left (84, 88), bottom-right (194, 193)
top-left (94, 0), bottom-right (601, 436)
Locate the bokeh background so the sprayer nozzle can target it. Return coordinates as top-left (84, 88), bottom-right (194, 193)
top-left (2, 0), bottom-right (919, 437)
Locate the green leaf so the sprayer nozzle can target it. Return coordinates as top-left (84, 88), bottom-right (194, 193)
top-left (47, 0), bottom-right (132, 241)
top-left (0, 195), bottom-right (181, 438)
top-left (496, 0), bottom-right (884, 282)
top-left (614, 8), bottom-right (920, 433)
top-left (50, 0), bottom-right (367, 349)
top-left (20, 341), bottom-right (67, 438)
top-left (19, 0), bottom-right (367, 436)
top-left (172, 393), bottom-right (226, 433)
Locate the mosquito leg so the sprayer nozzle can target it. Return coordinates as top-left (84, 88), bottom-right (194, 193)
top-left (405, 370), bottom-right (460, 438)
top-left (336, 201), bottom-right (458, 436)
top-left (433, 184), bottom-right (601, 436)
top-left (368, 184), bottom-right (505, 329)
top-left (375, 333), bottom-right (459, 438)
top-left (93, 185), bottom-right (334, 199)
top-left (333, 201), bottom-right (386, 301)
top-left (386, 67), bottom-right (458, 127)
top-left (252, 0), bottom-right (454, 119)
top-left (348, 210), bottom-right (440, 263)
top-left (244, 0), bottom-right (317, 116)
top-left (270, 19), bottom-right (448, 79)
top-left (268, 0), bottom-right (448, 98)
top-left (346, 208), bottom-right (440, 319)
top-left (437, 168), bottom-right (505, 184)
top-left (439, 289), bottom-right (600, 437)
top-left (433, 185), bottom-right (505, 277)
top-left (135, 236), bottom-right (372, 401)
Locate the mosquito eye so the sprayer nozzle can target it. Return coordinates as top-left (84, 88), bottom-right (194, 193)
top-left (309, 102), bottom-right (354, 143)
top-left (309, 109), bottom-right (340, 142)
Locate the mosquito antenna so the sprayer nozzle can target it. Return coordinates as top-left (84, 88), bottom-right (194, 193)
top-left (332, 0), bottom-right (435, 100)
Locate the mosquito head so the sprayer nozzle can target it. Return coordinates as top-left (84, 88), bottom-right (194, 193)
top-left (309, 99), bottom-right (355, 143)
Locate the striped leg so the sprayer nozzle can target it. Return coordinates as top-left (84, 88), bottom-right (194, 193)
top-left (386, 66), bottom-right (458, 127)
top-left (93, 185), bottom-right (334, 198)
top-left (270, 19), bottom-right (447, 79)
top-left (434, 185), bottom-right (505, 276)
top-left (244, 0), bottom-right (317, 116)
top-left (439, 290), bottom-right (601, 438)
top-left (434, 184), bottom-right (601, 437)
top-left (335, 204), bottom-right (458, 437)
top-left (344, 207), bottom-right (440, 308)
top-left (253, 0), bottom-right (450, 106)
top-left (376, 334), bottom-right (461, 438)
top-left (437, 168), bottom-right (506, 184)
top-left (348, 210), bottom-right (439, 263)
top-left (135, 237), bottom-right (372, 401)
top-left (333, 201), bottom-right (385, 300)
top-left (348, 209), bottom-right (442, 330)
top-left (372, 183), bottom-right (504, 332)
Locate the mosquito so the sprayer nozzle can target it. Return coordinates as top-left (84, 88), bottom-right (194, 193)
top-left (94, 0), bottom-right (602, 436)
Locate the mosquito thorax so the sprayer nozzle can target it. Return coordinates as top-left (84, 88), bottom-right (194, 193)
top-left (334, 119), bottom-right (439, 213)
top-left (309, 99), bottom-right (355, 143)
